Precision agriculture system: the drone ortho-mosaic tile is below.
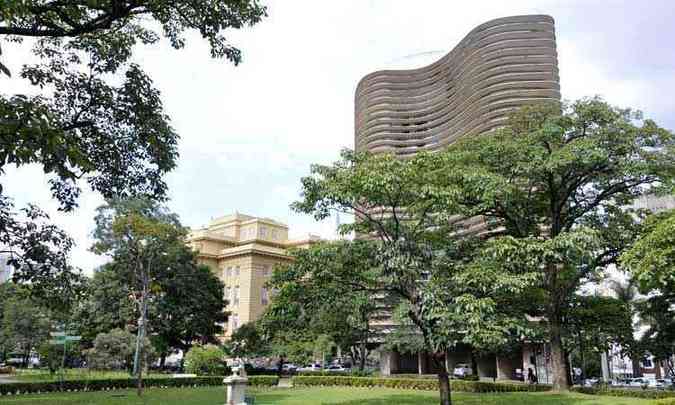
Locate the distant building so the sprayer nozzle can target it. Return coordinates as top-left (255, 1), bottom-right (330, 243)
top-left (188, 213), bottom-right (320, 338)
top-left (355, 14), bottom-right (561, 381)
top-left (0, 254), bottom-right (13, 284)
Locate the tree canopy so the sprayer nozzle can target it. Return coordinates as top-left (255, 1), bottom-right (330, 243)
top-left (439, 98), bottom-right (675, 390)
top-left (0, 0), bottom-right (265, 308)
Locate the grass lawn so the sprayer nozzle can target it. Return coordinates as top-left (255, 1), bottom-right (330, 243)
top-left (0, 386), bottom-right (655, 405)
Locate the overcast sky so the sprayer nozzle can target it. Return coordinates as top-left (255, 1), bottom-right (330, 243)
top-left (3, 0), bottom-right (675, 274)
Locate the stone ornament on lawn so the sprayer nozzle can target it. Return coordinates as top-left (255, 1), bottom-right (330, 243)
top-left (224, 364), bottom-right (249, 405)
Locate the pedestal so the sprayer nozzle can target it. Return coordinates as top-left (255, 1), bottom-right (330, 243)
top-left (224, 375), bottom-right (248, 405)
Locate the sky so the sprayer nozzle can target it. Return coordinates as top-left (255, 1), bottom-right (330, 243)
top-left (2, 0), bottom-right (675, 274)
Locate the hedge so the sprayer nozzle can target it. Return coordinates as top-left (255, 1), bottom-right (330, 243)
top-left (571, 386), bottom-right (675, 400)
top-left (291, 376), bottom-right (550, 393)
top-left (0, 375), bottom-right (279, 396)
top-left (296, 370), bottom-right (374, 377)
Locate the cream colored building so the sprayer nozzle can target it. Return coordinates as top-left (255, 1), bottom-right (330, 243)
top-left (188, 213), bottom-right (319, 338)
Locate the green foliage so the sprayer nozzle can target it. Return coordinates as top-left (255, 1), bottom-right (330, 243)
top-left (621, 209), bottom-right (675, 294)
top-left (571, 386), bottom-right (675, 400)
top-left (0, 199), bottom-right (85, 311)
top-left (0, 0), bottom-right (264, 315)
top-left (184, 344), bottom-right (227, 376)
top-left (1, 294), bottom-right (50, 366)
top-left (37, 341), bottom-right (80, 374)
top-left (293, 150), bottom-right (536, 359)
top-left (291, 376), bottom-right (551, 392)
top-left (72, 264), bottom-right (136, 346)
top-left (621, 209), bottom-right (675, 369)
top-left (564, 295), bottom-right (634, 353)
top-left (261, 240), bottom-right (381, 369)
top-left (0, 375), bottom-right (278, 396)
top-left (228, 322), bottom-right (267, 359)
top-left (89, 198), bottom-right (226, 371)
top-left (440, 98), bottom-right (675, 389)
top-left (86, 329), bottom-right (154, 372)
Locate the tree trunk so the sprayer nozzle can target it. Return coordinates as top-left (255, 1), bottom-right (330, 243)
top-left (418, 351), bottom-right (424, 375)
top-left (438, 368), bottom-right (452, 405)
top-left (550, 319), bottom-right (569, 391)
top-left (470, 350), bottom-right (478, 378)
top-left (160, 354), bottom-right (166, 369)
top-left (631, 356), bottom-right (642, 378)
top-left (359, 340), bottom-right (367, 371)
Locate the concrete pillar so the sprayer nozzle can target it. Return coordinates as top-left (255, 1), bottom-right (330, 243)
top-left (476, 354), bottom-right (497, 379)
top-left (496, 354), bottom-right (520, 381)
top-left (601, 352), bottom-right (610, 382)
top-left (380, 350), bottom-right (399, 376)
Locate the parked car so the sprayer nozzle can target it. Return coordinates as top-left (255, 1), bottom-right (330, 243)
top-left (453, 363), bottom-right (473, 378)
top-left (628, 377), bottom-right (658, 388)
top-left (325, 365), bottom-right (350, 373)
top-left (282, 363), bottom-right (298, 372)
top-left (583, 378), bottom-right (600, 387)
top-left (298, 364), bottom-right (322, 372)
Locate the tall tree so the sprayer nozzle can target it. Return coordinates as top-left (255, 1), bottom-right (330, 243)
top-left (443, 98), bottom-right (675, 390)
top-left (0, 0), bottom-right (266, 304)
top-left (621, 209), bottom-right (675, 377)
top-left (293, 150), bottom-right (534, 405)
top-left (1, 294), bottom-right (51, 367)
top-left (261, 241), bottom-right (382, 371)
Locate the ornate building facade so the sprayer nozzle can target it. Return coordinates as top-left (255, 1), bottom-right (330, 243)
top-left (188, 213), bottom-right (319, 338)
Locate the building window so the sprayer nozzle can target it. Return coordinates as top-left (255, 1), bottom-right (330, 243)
top-left (262, 265), bottom-right (270, 277)
top-left (233, 286), bottom-right (240, 305)
top-left (232, 314), bottom-right (239, 330)
top-left (271, 230), bottom-right (278, 240)
top-left (261, 287), bottom-right (269, 305)
top-left (234, 266), bottom-right (240, 277)
top-left (226, 267), bottom-right (232, 277)
top-left (225, 286), bottom-right (231, 303)
top-left (260, 226), bottom-right (267, 238)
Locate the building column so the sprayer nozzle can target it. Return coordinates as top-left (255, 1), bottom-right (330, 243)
top-left (380, 350), bottom-right (399, 376)
top-left (496, 353), bottom-right (521, 381)
top-left (476, 354), bottom-right (497, 379)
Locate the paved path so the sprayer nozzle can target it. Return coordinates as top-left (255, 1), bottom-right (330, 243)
top-left (277, 377), bottom-right (293, 388)
top-left (0, 375), bottom-right (18, 384)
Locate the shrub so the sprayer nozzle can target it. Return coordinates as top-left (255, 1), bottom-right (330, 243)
top-left (0, 375), bottom-right (279, 396)
top-left (291, 376), bottom-right (550, 393)
top-left (296, 370), bottom-right (375, 377)
top-left (571, 387), bottom-right (675, 400)
top-left (86, 329), bottom-right (155, 371)
top-left (184, 345), bottom-right (227, 376)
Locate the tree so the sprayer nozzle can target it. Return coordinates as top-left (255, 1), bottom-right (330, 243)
top-left (621, 209), bottom-right (675, 377)
top-left (1, 295), bottom-right (50, 367)
top-left (442, 98), bottom-right (675, 390)
top-left (608, 279), bottom-right (643, 377)
top-left (87, 328), bottom-right (154, 372)
top-left (564, 295), bottom-right (634, 379)
top-left (91, 198), bottom-right (185, 395)
top-left (293, 150), bottom-right (535, 405)
top-left (73, 264), bottom-right (137, 347)
top-left (228, 322), bottom-right (268, 362)
top-left (261, 241), bottom-right (382, 371)
top-left (91, 197), bottom-right (226, 391)
top-left (0, 0), bottom-right (265, 307)
top-left (184, 344), bottom-right (227, 376)
top-left (152, 263), bottom-right (227, 368)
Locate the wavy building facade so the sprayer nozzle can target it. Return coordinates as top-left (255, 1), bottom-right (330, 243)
top-left (355, 15), bottom-right (560, 156)
top-left (358, 15), bottom-right (561, 382)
